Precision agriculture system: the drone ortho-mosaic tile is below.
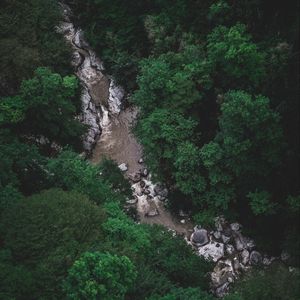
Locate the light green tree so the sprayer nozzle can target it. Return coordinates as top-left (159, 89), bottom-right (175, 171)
top-left (63, 252), bottom-right (137, 300)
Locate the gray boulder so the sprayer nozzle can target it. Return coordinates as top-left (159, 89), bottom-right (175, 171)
top-left (250, 251), bottom-right (262, 265)
top-left (191, 229), bottom-right (209, 246)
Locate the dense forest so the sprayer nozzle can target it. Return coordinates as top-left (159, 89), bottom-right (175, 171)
top-left (0, 0), bottom-right (299, 299)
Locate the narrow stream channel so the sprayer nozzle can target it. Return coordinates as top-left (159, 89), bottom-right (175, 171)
top-left (58, 4), bottom-right (286, 297)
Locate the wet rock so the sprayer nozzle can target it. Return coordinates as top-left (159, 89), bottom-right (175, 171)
top-left (241, 249), bottom-right (250, 265)
top-left (234, 233), bottom-right (246, 251)
top-left (215, 282), bottom-right (230, 298)
top-left (198, 241), bottom-right (225, 262)
top-left (232, 257), bottom-right (242, 272)
top-left (230, 223), bottom-right (241, 232)
top-left (191, 229), bottom-right (209, 246)
top-left (262, 257), bottom-right (272, 266)
top-left (140, 168), bottom-right (149, 177)
top-left (222, 235), bottom-right (231, 244)
top-left (130, 173), bottom-right (141, 183)
top-left (211, 259), bottom-right (234, 288)
top-left (215, 216), bottom-right (226, 232)
top-left (225, 244), bottom-right (235, 255)
top-left (140, 180), bottom-right (146, 188)
top-left (143, 189), bottom-right (150, 195)
top-left (250, 251), bottom-right (262, 265)
top-left (108, 79), bottom-right (124, 114)
top-left (126, 198), bottom-right (137, 205)
top-left (245, 238), bottom-right (256, 251)
top-left (213, 231), bottom-right (222, 240)
top-left (118, 163), bottom-right (128, 172)
top-left (132, 183), bottom-right (143, 196)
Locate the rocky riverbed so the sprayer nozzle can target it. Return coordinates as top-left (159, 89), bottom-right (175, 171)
top-left (58, 4), bottom-right (289, 297)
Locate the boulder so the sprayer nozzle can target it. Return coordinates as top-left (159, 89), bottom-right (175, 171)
top-left (143, 189), bottom-right (150, 195)
top-left (262, 257), bottom-right (272, 266)
top-left (140, 168), bottom-right (149, 177)
top-left (234, 233), bottom-right (246, 251)
top-left (118, 163), bottom-right (128, 172)
top-left (191, 229), bottom-right (209, 246)
top-left (230, 223), bottom-right (241, 231)
top-left (222, 234), bottom-right (231, 244)
top-left (140, 180), bottom-right (146, 188)
top-left (213, 231), bottom-right (222, 240)
top-left (250, 251), bottom-right (262, 265)
top-left (240, 249), bottom-right (250, 265)
top-left (126, 198), bottom-right (138, 205)
top-left (245, 238), bottom-right (256, 251)
top-left (130, 173), bottom-right (141, 183)
top-left (138, 158), bottom-right (144, 164)
top-left (180, 219), bottom-right (186, 224)
top-left (215, 216), bottom-right (226, 232)
top-left (215, 282), bottom-right (230, 298)
top-left (232, 257), bottom-right (242, 272)
top-left (225, 244), bottom-right (235, 255)
top-left (198, 241), bottom-right (225, 262)
top-left (211, 259), bottom-right (234, 288)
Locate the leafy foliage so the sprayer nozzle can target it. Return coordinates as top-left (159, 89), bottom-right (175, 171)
top-left (63, 252), bottom-right (137, 300)
top-left (0, 189), bottom-right (105, 299)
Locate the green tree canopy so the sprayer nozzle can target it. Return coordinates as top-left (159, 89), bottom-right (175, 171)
top-left (63, 252), bottom-right (137, 300)
top-left (207, 23), bottom-right (266, 88)
top-left (0, 189), bottom-right (105, 299)
top-left (135, 109), bottom-right (198, 181)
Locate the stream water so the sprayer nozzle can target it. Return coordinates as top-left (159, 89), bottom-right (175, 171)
top-left (58, 4), bottom-right (286, 297)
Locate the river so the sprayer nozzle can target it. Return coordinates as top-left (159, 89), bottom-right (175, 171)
top-left (58, 4), bottom-right (284, 297)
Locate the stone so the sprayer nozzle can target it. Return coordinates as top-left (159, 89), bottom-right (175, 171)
top-left (126, 198), bottom-right (137, 205)
top-left (140, 180), bottom-right (146, 188)
top-left (143, 189), bottom-right (150, 195)
top-left (198, 241), bottom-right (225, 262)
top-left (250, 251), bottom-right (262, 265)
top-left (191, 229), bottom-right (209, 246)
top-left (281, 251), bottom-right (290, 262)
top-left (145, 208), bottom-right (159, 217)
top-left (180, 219), bottom-right (186, 224)
top-left (234, 233), bottom-right (246, 251)
top-left (232, 257), bottom-right (242, 272)
top-left (213, 231), bottom-right (222, 240)
top-left (245, 238), bottom-right (256, 250)
top-left (211, 259), bottom-right (234, 288)
top-left (241, 249), bottom-right (250, 265)
top-left (230, 223), bottom-right (241, 231)
top-left (225, 244), bottom-right (235, 255)
top-left (222, 234), bottom-right (231, 244)
top-left (130, 173), bottom-right (141, 183)
top-left (215, 282), bottom-right (230, 298)
top-left (215, 216), bottom-right (226, 232)
top-left (118, 163), bottom-right (128, 172)
top-left (140, 168), bottom-right (148, 177)
top-left (132, 183), bottom-right (143, 196)
top-left (262, 257), bottom-right (272, 266)
top-left (138, 158), bottom-right (144, 164)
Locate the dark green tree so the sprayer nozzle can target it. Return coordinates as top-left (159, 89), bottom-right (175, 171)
top-left (1, 189), bottom-right (105, 299)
